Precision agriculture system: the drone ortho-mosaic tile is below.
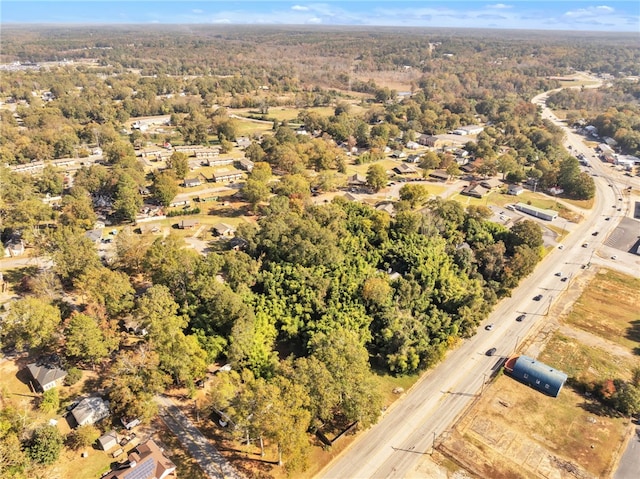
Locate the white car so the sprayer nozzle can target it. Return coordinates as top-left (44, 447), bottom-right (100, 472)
top-left (611, 255), bottom-right (617, 260)
top-left (558, 244), bottom-right (564, 250)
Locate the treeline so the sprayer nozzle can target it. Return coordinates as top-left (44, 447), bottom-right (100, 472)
top-left (0, 185), bottom-right (544, 472)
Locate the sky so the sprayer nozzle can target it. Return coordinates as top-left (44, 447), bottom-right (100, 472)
top-left (2, 1), bottom-right (639, 32)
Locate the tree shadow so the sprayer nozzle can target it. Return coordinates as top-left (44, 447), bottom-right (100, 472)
top-left (577, 398), bottom-right (619, 418)
top-left (1, 266), bottom-right (40, 293)
top-left (625, 320), bottom-right (640, 355)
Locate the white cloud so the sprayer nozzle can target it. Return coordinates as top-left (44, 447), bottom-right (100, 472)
top-left (211, 18), bottom-right (231, 24)
top-left (306, 17), bottom-right (322, 24)
top-left (292, 5), bottom-right (309, 11)
top-left (564, 5), bottom-right (615, 18)
top-left (488, 3), bottom-right (512, 9)
top-left (192, 9), bottom-right (204, 14)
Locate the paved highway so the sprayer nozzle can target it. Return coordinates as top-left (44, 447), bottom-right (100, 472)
top-left (320, 78), bottom-right (637, 479)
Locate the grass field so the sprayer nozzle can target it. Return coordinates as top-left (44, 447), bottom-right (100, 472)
top-left (443, 372), bottom-right (628, 478)
top-left (559, 269), bottom-right (640, 353)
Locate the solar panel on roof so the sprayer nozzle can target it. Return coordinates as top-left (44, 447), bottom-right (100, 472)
top-left (124, 459), bottom-right (155, 479)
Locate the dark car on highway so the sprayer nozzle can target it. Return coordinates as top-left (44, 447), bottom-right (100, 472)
top-left (486, 348), bottom-right (497, 356)
top-left (533, 294), bottom-right (543, 301)
top-left (516, 314), bottom-right (526, 322)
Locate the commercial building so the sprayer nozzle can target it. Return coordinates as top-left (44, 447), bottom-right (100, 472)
top-left (504, 355), bottom-right (568, 397)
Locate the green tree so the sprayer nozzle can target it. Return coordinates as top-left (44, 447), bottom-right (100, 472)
top-left (275, 174), bottom-right (310, 200)
top-left (249, 162), bottom-right (272, 182)
top-left (45, 226), bottom-right (102, 283)
top-left (68, 425), bottom-right (100, 450)
top-left (242, 179), bottom-right (271, 210)
top-left (245, 142), bottom-right (266, 163)
top-left (366, 164), bottom-right (388, 192)
top-left (113, 173), bottom-right (142, 222)
top-left (60, 187), bottom-right (98, 230)
top-left (76, 267), bottom-right (134, 317)
top-left (39, 388), bottom-right (60, 414)
top-left (166, 151), bottom-right (189, 179)
top-left (399, 183), bottom-right (429, 208)
top-left (0, 297), bottom-right (61, 351)
top-left (152, 170), bottom-right (179, 207)
top-left (28, 425), bottom-right (63, 465)
top-left (64, 313), bottom-right (116, 367)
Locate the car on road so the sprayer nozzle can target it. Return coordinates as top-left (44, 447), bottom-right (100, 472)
top-left (558, 244), bottom-right (564, 249)
top-left (605, 217), bottom-right (610, 221)
top-left (561, 277), bottom-right (568, 282)
top-left (582, 243), bottom-right (589, 248)
top-left (592, 231), bottom-right (599, 236)
top-left (516, 314), bottom-right (526, 322)
top-left (533, 294), bottom-right (543, 301)
top-left (486, 348), bottom-right (497, 356)
top-left (485, 324), bottom-right (494, 331)
top-left (611, 255), bottom-right (618, 260)
top-left (554, 272), bottom-right (562, 276)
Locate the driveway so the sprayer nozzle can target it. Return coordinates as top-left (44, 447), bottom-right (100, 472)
top-left (156, 395), bottom-right (245, 479)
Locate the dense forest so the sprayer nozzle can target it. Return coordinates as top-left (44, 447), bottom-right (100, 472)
top-left (1, 26), bottom-right (637, 475)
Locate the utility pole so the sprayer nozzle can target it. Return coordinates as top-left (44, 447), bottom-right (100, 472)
top-left (545, 296), bottom-right (554, 316)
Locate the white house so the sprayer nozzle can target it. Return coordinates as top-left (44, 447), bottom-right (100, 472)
top-left (71, 397), bottom-right (110, 427)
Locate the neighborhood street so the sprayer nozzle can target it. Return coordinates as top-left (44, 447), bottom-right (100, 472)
top-left (156, 395), bottom-right (246, 479)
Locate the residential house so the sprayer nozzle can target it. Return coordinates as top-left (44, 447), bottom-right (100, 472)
top-left (480, 178), bottom-right (502, 189)
top-left (343, 192), bottom-right (359, 202)
top-left (347, 173), bottom-right (368, 186)
top-left (406, 154), bottom-right (421, 163)
top-left (391, 150), bottom-right (407, 159)
top-left (26, 363), bottom-right (67, 392)
top-left (394, 163), bottom-right (418, 175)
top-left (179, 219), bottom-right (199, 230)
top-left (428, 170), bottom-right (449, 182)
top-left (71, 397), bottom-right (110, 427)
top-left (406, 141), bottom-right (420, 150)
top-left (461, 183), bottom-right (489, 198)
top-left (229, 237), bottom-right (249, 251)
top-left (85, 229), bottom-right (102, 245)
top-left (507, 184), bottom-right (524, 196)
top-left (236, 137), bottom-right (252, 149)
top-left (183, 177), bottom-right (202, 188)
top-left (4, 238), bottom-right (25, 258)
top-left (375, 202), bottom-right (395, 216)
top-left (101, 439), bottom-right (176, 479)
top-left (213, 223), bottom-right (236, 237)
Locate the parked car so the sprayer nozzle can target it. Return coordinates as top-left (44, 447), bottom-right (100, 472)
top-left (611, 255), bottom-right (618, 260)
top-left (592, 231), bottom-right (599, 236)
top-left (582, 243), bottom-right (589, 248)
top-left (558, 244), bottom-right (564, 249)
top-left (561, 277), bottom-right (569, 282)
top-left (533, 294), bottom-right (543, 301)
top-left (516, 314), bottom-right (526, 322)
top-left (555, 272), bottom-right (562, 276)
top-left (486, 348), bottom-right (497, 356)
top-left (485, 324), bottom-right (494, 331)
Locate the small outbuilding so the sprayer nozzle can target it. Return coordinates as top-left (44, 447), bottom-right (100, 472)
top-left (505, 355), bottom-right (568, 397)
top-left (97, 430), bottom-right (118, 451)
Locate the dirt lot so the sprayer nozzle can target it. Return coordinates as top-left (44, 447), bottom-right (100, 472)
top-left (436, 267), bottom-right (639, 479)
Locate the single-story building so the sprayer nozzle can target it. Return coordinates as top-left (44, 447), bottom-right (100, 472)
top-left (375, 202), bottom-right (395, 216)
top-left (179, 219), bottom-right (200, 230)
top-left (452, 124), bottom-right (484, 136)
top-left (461, 183), bottom-right (489, 198)
top-left (507, 184), bottom-right (524, 196)
top-left (97, 431), bottom-right (118, 451)
top-left (235, 158), bottom-right (255, 172)
top-left (213, 223), bottom-right (236, 237)
top-left (419, 134), bottom-right (470, 149)
top-left (183, 177), bottom-right (202, 188)
top-left (27, 363), bottom-right (67, 392)
top-left (236, 137), bottom-right (252, 149)
top-left (194, 148), bottom-right (220, 159)
top-left (480, 178), bottom-right (502, 189)
top-left (343, 192), bottom-right (359, 202)
top-left (212, 170), bottom-right (244, 183)
top-left (394, 163), bottom-right (418, 175)
top-left (85, 229), bottom-right (102, 244)
top-left (429, 170), bottom-right (449, 182)
top-left (406, 141), bottom-right (420, 150)
top-left (406, 154), bottom-right (421, 164)
top-left (101, 439), bottom-right (176, 479)
top-left (504, 355), bottom-right (568, 397)
top-left (4, 238), bottom-right (25, 258)
top-left (229, 237), bottom-right (249, 251)
top-left (514, 202), bottom-right (558, 221)
top-left (391, 150), bottom-right (407, 159)
top-left (347, 173), bottom-right (367, 186)
top-left (203, 157), bottom-right (234, 167)
top-left (71, 397), bottom-right (110, 427)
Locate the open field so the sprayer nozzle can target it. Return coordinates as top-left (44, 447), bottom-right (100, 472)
top-left (558, 269), bottom-right (640, 354)
top-left (441, 372), bottom-right (628, 479)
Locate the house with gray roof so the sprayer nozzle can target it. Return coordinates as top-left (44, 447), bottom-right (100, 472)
top-left (27, 363), bottom-right (67, 392)
top-left (71, 397), bottom-right (110, 427)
